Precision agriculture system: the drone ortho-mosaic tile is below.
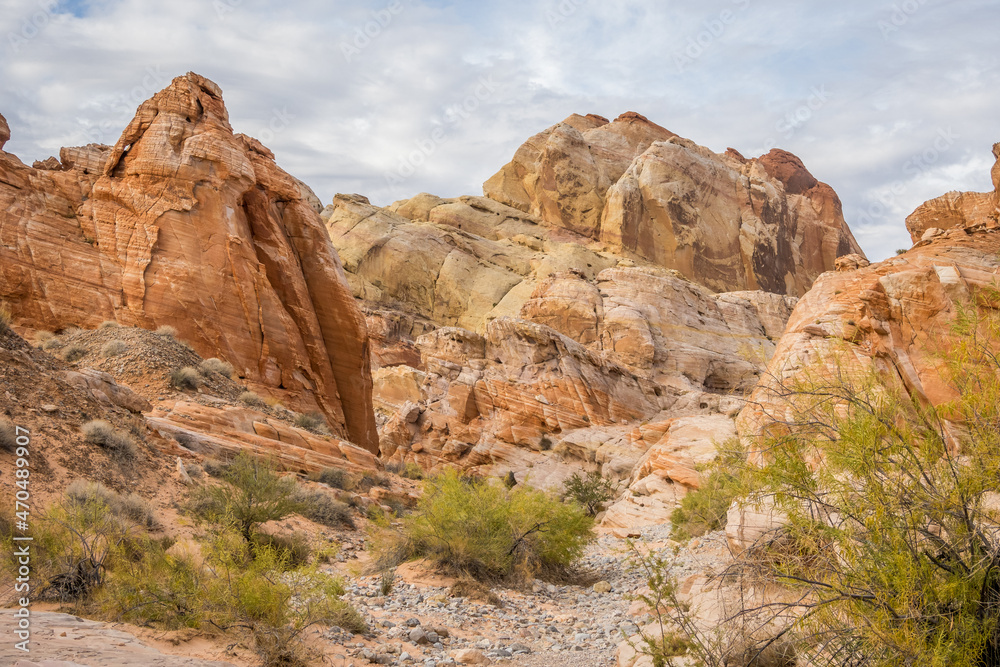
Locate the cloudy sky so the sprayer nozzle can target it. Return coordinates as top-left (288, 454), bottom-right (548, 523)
top-left (2, 0), bottom-right (998, 261)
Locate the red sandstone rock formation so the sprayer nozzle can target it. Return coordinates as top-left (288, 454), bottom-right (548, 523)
top-left (0, 73), bottom-right (377, 452)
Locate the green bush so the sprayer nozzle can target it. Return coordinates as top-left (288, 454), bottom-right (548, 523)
top-left (669, 443), bottom-right (744, 542)
top-left (293, 487), bottom-right (354, 529)
top-left (251, 531), bottom-right (312, 569)
top-left (80, 420), bottom-right (137, 462)
top-left (62, 343), bottom-right (88, 362)
top-left (308, 467), bottom-right (355, 491)
top-left (562, 470), bottom-right (617, 517)
top-left (170, 366), bottom-right (201, 390)
top-left (293, 412), bottom-right (331, 436)
top-left (0, 419), bottom-right (16, 452)
top-left (199, 358), bottom-right (233, 378)
top-left (376, 470), bottom-right (593, 582)
top-left (95, 528), bottom-right (365, 665)
top-left (192, 452), bottom-right (301, 542)
top-left (100, 340), bottom-right (128, 357)
top-left (703, 292), bottom-right (1000, 667)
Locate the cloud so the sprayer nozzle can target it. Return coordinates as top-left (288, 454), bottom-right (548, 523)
top-left (1, 0), bottom-right (997, 262)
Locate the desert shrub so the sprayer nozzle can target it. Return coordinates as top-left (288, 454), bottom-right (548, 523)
top-left (252, 531), bottom-right (312, 568)
top-left (651, 291), bottom-right (1000, 667)
top-left (385, 461), bottom-right (424, 480)
top-left (375, 470), bottom-right (593, 583)
top-left (34, 330), bottom-right (55, 345)
top-left (293, 487), bottom-right (355, 529)
top-left (0, 302), bottom-right (11, 334)
top-left (155, 325), bottom-right (178, 339)
top-left (562, 470), bottom-right (617, 517)
top-left (240, 391), bottom-right (267, 408)
top-left (265, 397), bottom-right (285, 410)
top-left (170, 366), bottom-right (201, 390)
top-left (80, 420), bottom-right (137, 462)
top-left (42, 336), bottom-right (63, 350)
top-left (62, 343), bottom-right (88, 362)
top-left (0, 419), bottom-right (16, 452)
top-left (293, 412), bottom-right (331, 436)
top-left (379, 568), bottom-right (396, 596)
top-left (96, 528), bottom-right (365, 664)
top-left (100, 340), bottom-right (128, 357)
top-left (192, 452), bottom-right (301, 542)
top-left (308, 467), bottom-right (355, 491)
top-left (199, 357), bottom-right (233, 378)
top-left (357, 472), bottom-right (391, 492)
top-left (201, 457), bottom-right (230, 478)
top-left (669, 443), bottom-right (744, 542)
top-left (895, 248), bottom-right (909, 255)
top-left (29, 496), bottom-right (133, 602)
top-left (98, 320), bottom-right (119, 329)
top-left (66, 480), bottom-right (158, 530)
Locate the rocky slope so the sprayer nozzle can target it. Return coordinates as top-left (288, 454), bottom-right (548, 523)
top-left (0, 74), bottom-right (377, 452)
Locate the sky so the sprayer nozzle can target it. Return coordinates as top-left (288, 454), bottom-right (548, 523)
top-left (1, 0), bottom-right (998, 262)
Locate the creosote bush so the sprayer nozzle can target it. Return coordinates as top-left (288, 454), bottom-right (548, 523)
top-left (199, 357), bottom-right (233, 378)
top-left (98, 320), bottom-right (119, 329)
top-left (642, 290), bottom-right (1000, 667)
top-left (34, 330), bottom-right (55, 345)
top-left (80, 420), bottom-right (137, 462)
top-left (170, 366), bottom-right (201, 390)
top-left (100, 340), bottom-right (128, 358)
top-left (190, 451), bottom-right (301, 542)
top-left (562, 470), bottom-right (617, 517)
top-left (372, 470), bottom-right (593, 583)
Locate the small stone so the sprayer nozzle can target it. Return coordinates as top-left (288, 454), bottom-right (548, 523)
top-left (452, 648), bottom-right (491, 664)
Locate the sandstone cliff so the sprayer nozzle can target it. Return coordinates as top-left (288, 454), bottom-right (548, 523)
top-left (0, 73), bottom-right (377, 452)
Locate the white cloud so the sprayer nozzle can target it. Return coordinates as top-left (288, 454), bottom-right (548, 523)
top-left (1, 0), bottom-right (997, 262)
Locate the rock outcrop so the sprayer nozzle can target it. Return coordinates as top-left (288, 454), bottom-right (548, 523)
top-left (484, 113), bottom-right (863, 296)
top-left (0, 73), bottom-right (377, 452)
top-left (731, 149), bottom-right (1000, 548)
top-left (905, 144), bottom-right (1000, 242)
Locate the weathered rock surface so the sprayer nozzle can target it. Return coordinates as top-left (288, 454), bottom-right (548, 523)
top-left (905, 145), bottom-right (1000, 243)
top-left (600, 144), bottom-right (862, 295)
top-left (484, 112), bottom-right (676, 239)
top-left (732, 151), bottom-right (1000, 546)
top-left (0, 111), bottom-right (10, 150)
top-left (484, 113), bottom-right (862, 296)
top-left (0, 73), bottom-right (377, 452)
top-left (0, 610), bottom-right (237, 666)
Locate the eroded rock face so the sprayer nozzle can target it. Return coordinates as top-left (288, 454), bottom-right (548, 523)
top-left (484, 112), bottom-right (676, 238)
top-left (0, 112), bottom-right (9, 150)
top-left (0, 73), bottom-right (377, 452)
top-left (600, 144), bottom-right (862, 295)
top-left (483, 113), bottom-right (861, 296)
top-left (732, 152), bottom-right (1000, 549)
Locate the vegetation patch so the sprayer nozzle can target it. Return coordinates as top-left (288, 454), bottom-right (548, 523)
top-left (372, 470), bottom-right (593, 584)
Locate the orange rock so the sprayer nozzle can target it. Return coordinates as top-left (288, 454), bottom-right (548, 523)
top-left (0, 73), bottom-right (377, 452)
